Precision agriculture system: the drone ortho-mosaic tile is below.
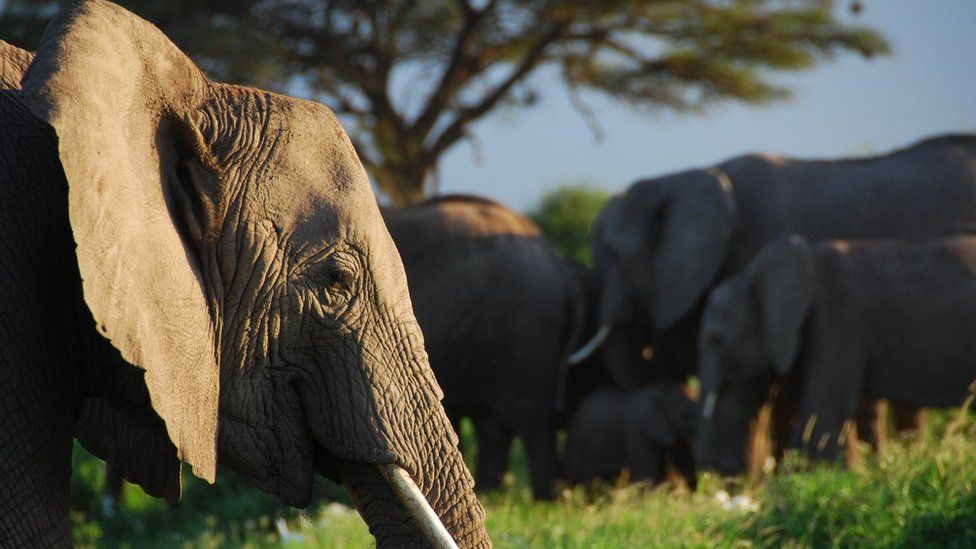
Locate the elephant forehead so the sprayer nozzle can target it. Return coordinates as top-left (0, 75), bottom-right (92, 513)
top-left (202, 86), bottom-right (377, 246)
top-left (704, 285), bottom-right (741, 324)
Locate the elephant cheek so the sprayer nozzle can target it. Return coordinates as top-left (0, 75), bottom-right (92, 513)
top-left (216, 376), bottom-right (316, 507)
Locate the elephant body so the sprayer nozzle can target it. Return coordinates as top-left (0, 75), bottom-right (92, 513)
top-left (590, 134), bottom-right (976, 386)
top-left (0, 3), bottom-right (488, 547)
top-left (698, 234), bottom-right (976, 471)
top-left (565, 386), bottom-right (696, 487)
top-left (383, 195), bottom-right (584, 500)
top-left (583, 136), bottom-right (976, 475)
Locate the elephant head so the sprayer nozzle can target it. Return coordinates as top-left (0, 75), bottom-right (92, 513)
top-left (21, 1), bottom-right (487, 545)
top-left (571, 169), bottom-right (736, 387)
top-left (695, 235), bottom-right (813, 475)
top-left (626, 386), bottom-right (696, 449)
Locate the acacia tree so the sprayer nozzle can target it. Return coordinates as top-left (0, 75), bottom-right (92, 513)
top-left (1, 1), bottom-right (888, 205)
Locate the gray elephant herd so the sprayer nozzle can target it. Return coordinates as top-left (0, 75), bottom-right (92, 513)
top-left (2, 2), bottom-right (976, 548)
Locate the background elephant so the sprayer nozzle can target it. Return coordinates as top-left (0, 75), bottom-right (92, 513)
top-left (581, 134), bottom-right (976, 387)
top-left (575, 135), bottom-right (976, 472)
top-left (697, 235), bottom-right (976, 472)
top-left (0, 3), bottom-right (487, 547)
top-left (383, 195), bottom-right (585, 500)
top-left (565, 385), bottom-right (696, 488)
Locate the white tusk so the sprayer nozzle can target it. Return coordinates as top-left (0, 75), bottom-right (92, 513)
top-left (702, 391), bottom-right (718, 420)
top-left (568, 325), bottom-right (612, 365)
top-left (378, 464), bottom-right (459, 549)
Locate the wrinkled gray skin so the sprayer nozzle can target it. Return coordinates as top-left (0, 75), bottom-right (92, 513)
top-left (0, 3), bottom-right (488, 547)
top-left (565, 386), bottom-right (696, 487)
top-left (698, 235), bottom-right (976, 473)
top-left (383, 195), bottom-right (585, 500)
top-left (587, 135), bottom-right (976, 471)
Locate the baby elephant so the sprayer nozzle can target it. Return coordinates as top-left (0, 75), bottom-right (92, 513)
top-left (698, 234), bottom-right (976, 472)
top-left (566, 385), bottom-right (697, 487)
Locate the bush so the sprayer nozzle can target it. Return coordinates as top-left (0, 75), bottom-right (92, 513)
top-left (527, 184), bottom-right (609, 265)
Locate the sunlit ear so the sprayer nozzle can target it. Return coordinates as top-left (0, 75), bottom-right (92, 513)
top-left (23, 0), bottom-right (219, 482)
top-left (0, 39), bottom-right (34, 89)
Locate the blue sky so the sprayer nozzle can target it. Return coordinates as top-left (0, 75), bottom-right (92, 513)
top-left (434, 0), bottom-right (976, 211)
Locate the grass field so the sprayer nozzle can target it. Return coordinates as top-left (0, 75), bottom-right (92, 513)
top-left (70, 410), bottom-right (976, 548)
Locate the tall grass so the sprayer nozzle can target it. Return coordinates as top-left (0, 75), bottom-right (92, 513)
top-left (71, 409), bottom-right (976, 547)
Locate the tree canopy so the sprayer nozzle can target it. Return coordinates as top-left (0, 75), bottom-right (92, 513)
top-left (0, 1), bottom-right (889, 205)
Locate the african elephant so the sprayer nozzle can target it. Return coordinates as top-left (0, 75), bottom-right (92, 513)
top-left (697, 235), bottom-right (976, 473)
top-left (570, 136), bottom-right (976, 472)
top-left (0, 2), bottom-right (487, 547)
top-left (575, 134), bottom-right (976, 388)
top-left (565, 385), bottom-right (696, 488)
top-left (383, 195), bottom-right (585, 500)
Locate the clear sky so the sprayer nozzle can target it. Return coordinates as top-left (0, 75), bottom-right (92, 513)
top-left (433, 0), bottom-right (976, 212)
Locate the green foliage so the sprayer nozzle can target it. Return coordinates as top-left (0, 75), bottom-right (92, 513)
top-left (69, 409), bottom-right (976, 547)
top-left (528, 184), bottom-right (609, 265)
top-left (69, 442), bottom-right (350, 547)
top-left (0, 1), bottom-right (890, 205)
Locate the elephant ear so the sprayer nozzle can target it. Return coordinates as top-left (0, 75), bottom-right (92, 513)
top-left (750, 235), bottom-right (815, 376)
top-left (591, 196), bottom-right (623, 277)
top-left (76, 398), bottom-right (182, 504)
top-left (23, 0), bottom-right (219, 482)
top-left (0, 39), bottom-right (33, 89)
top-left (650, 169), bottom-right (736, 328)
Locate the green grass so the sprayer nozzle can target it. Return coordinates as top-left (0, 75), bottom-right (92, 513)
top-left (71, 410), bottom-right (976, 547)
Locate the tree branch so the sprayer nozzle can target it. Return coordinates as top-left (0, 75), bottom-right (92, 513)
top-left (410, 0), bottom-right (500, 139)
top-left (426, 22), bottom-right (565, 160)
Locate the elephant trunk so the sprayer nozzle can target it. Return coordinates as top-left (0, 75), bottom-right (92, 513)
top-left (378, 463), bottom-right (459, 549)
top-left (337, 432), bottom-right (489, 548)
top-left (307, 315), bottom-right (490, 548)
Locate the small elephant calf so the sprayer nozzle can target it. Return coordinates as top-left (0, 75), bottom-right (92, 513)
top-left (698, 234), bottom-right (976, 470)
top-left (565, 385), bottom-right (696, 487)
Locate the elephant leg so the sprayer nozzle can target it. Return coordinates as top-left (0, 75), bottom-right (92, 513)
top-left (624, 439), bottom-right (662, 484)
top-left (519, 419), bottom-right (558, 500)
top-left (669, 440), bottom-right (697, 490)
top-left (765, 381), bottom-right (798, 468)
top-left (0, 360), bottom-right (77, 546)
top-left (890, 402), bottom-right (926, 436)
top-left (854, 396), bottom-right (887, 453)
top-left (472, 414), bottom-right (512, 493)
top-left (791, 381), bottom-right (857, 463)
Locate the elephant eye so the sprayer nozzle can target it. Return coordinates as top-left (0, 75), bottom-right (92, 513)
top-left (708, 333), bottom-right (724, 347)
top-left (322, 263), bottom-right (355, 294)
top-left (302, 254), bottom-right (358, 311)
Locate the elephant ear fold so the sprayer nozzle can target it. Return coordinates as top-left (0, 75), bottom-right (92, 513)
top-left (76, 398), bottom-right (183, 504)
top-left (651, 169), bottom-right (736, 329)
top-left (0, 39), bottom-right (33, 89)
top-left (23, 0), bottom-right (219, 482)
top-left (751, 236), bottom-right (815, 376)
